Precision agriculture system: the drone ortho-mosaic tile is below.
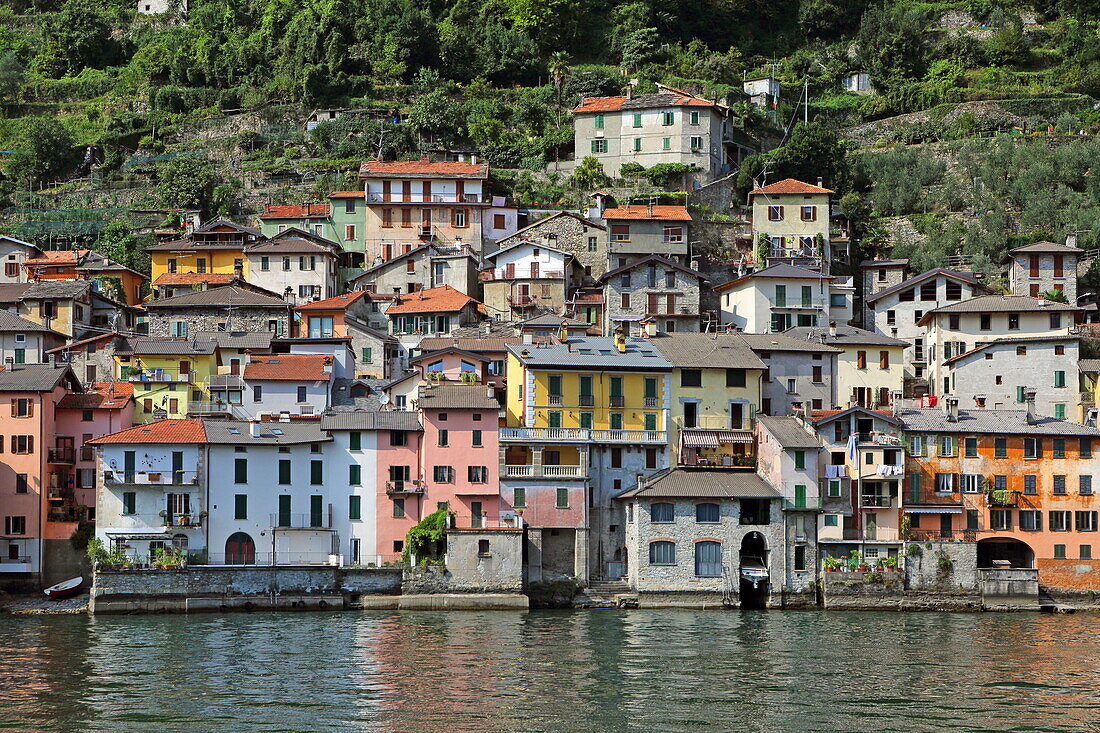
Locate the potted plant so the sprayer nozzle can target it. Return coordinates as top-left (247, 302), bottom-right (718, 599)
top-left (823, 556), bottom-right (841, 572)
top-left (882, 556), bottom-right (899, 571)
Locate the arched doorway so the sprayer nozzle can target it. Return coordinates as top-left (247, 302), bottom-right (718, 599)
top-left (977, 538), bottom-right (1035, 568)
top-left (739, 532), bottom-right (770, 610)
top-left (225, 532), bottom-right (256, 565)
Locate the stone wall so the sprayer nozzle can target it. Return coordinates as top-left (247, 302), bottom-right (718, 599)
top-left (603, 262), bottom-right (703, 334)
top-left (147, 307), bottom-right (291, 339)
top-left (979, 567), bottom-right (1039, 611)
top-left (496, 213), bottom-right (608, 281)
top-left (91, 565), bottom-right (402, 613)
top-left (445, 528), bottom-right (524, 592)
top-left (823, 569), bottom-right (980, 610)
top-left (904, 540), bottom-right (979, 592)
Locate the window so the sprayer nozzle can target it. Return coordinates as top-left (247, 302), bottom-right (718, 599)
top-left (296, 385), bottom-right (308, 403)
top-left (1054, 475), bottom-right (1067, 495)
top-left (786, 378), bottom-right (797, 394)
top-left (278, 460), bottom-right (291, 484)
top-left (681, 369), bottom-right (702, 388)
top-left (696, 503), bottom-right (720, 523)
top-left (433, 466), bottom-right (454, 483)
top-left (651, 502), bottom-right (674, 522)
top-left (794, 450), bottom-right (806, 471)
top-left (936, 473), bottom-right (959, 493)
top-left (1083, 439), bottom-right (1093, 458)
top-left (1053, 438), bottom-right (1065, 458)
top-left (964, 437), bottom-right (978, 458)
top-left (1008, 313), bottom-right (1020, 330)
top-left (961, 474), bottom-right (981, 493)
top-left (662, 111), bottom-right (674, 126)
top-left (690, 111), bottom-right (700, 125)
top-left (824, 514), bottom-right (839, 526)
top-left (1076, 511), bottom-right (1097, 532)
top-left (649, 541), bottom-right (676, 565)
top-left (939, 436), bottom-right (955, 457)
top-left (512, 487), bottom-right (526, 508)
top-left (1082, 545), bottom-right (1093, 560)
top-left (1054, 544), bottom-right (1066, 559)
top-left (1081, 475), bottom-right (1093, 495)
top-left (1055, 404), bottom-right (1066, 420)
top-left (10, 435), bottom-right (32, 454)
top-left (468, 466), bottom-right (489, 483)
top-left (828, 480), bottom-right (842, 498)
top-left (310, 460), bottom-right (323, 485)
top-left (233, 494), bottom-right (247, 520)
top-left (994, 438), bottom-right (1007, 458)
top-left (879, 351), bottom-right (890, 370)
top-left (1020, 510), bottom-right (1042, 531)
top-left (695, 541), bottom-right (722, 577)
top-left (390, 430), bottom-right (407, 447)
top-left (856, 350), bottom-right (866, 369)
top-left (632, 137), bottom-right (642, 152)
top-left (1024, 475), bottom-right (1037, 495)
top-left (662, 137), bottom-right (671, 150)
top-left (1049, 511), bottom-right (1071, 532)
top-left (1024, 438), bottom-right (1040, 459)
top-left (392, 498), bottom-right (405, 518)
top-left (990, 509), bottom-right (1012, 531)
top-left (1050, 313), bottom-right (1062, 329)
top-left (233, 458), bottom-right (248, 484)
top-left (768, 205), bottom-right (783, 221)
top-left (590, 139), bottom-right (607, 153)
top-left (556, 488), bottom-right (569, 508)
top-left (122, 492), bottom-right (136, 515)
top-left (800, 205), bottom-right (816, 221)
top-left (909, 436), bottom-right (925, 457)
top-left (689, 136), bottom-right (703, 150)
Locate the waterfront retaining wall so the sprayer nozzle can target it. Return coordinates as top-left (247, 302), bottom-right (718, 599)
top-left (978, 568), bottom-right (1040, 611)
top-left (823, 569), bottom-right (982, 611)
top-left (90, 565), bottom-right (402, 614)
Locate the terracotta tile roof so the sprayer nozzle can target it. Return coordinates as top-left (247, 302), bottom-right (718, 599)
top-left (386, 285), bottom-right (479, 315)
top-left (25, 249), bottom-right (88, 266)
top-left (573, 96), bottom-right (629, 113)
top-left (328, 190), bottom-right (365, 199)
top-left (358, 160), bottom-right (488, 179)
top-left (602, 205), bottom-right (692, 222)
top-left (260, 203), bottom-right (331, 219)
top-left (573, 86), bottom-right (722, 114)
top-left (153, 272), bottom-right (236, 286)
top-left (88, 419), bottom-right (207, 445)
top-left (57, 381), bottom-right (134, 410)
top-left (750, 178), bottom-right (833, 195)
top-left (244, 354), bottom-right (332, 381)
top-left (295, 290), bottom-right (370, 311)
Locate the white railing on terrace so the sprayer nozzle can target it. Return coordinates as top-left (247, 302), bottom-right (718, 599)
top-left (499, 427), bottom-right (666, 443)
top-left (502, 465), bottom-right (586, 479)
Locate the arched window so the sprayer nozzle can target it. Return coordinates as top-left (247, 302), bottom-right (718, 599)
top-left (695, 541), bottom-right (722, 577)
top-left (650, 502), bottom-right (674, 523)
top-left (225, 532), bottom-right (255, 565)
top-left (696, 503), bottom-right (720, 523)
top-left (649, 541), bottom-right (676, 565)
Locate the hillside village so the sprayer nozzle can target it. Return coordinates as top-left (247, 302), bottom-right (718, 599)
top-left (3, 0), bottom-right (1100, 611)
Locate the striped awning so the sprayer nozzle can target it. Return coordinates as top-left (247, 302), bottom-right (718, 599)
top-left (906, 507), bottom-right (963, 514)
top-left (682, 432), bottom-right (719, 448)
top-left (716, 431), bottom-right (752, 443)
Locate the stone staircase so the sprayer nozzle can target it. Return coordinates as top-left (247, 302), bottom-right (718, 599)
top-left (578, 580), bottom-right (637, 608)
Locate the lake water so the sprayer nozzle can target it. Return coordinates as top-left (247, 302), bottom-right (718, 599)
top-left (1, 609), bottom-right (1098, 732)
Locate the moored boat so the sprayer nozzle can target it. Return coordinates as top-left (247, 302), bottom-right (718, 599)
top-left (43, 577), bottom-right (83, 600)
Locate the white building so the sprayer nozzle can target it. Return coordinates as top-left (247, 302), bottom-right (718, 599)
top-left (0, 311), bottom-right (66, 364)
top-left (244, 228), bottom-right (341, 304)
top-left (0, 236), bottom-right (41, 282)
top-left (715, 264), bottom-right (836, 333)
top-left (242, 354), bottom-right (335, 418)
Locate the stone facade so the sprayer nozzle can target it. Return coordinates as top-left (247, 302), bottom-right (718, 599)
top-left (146, 306), bottom-right (292, 339)
top-left (753, 348), bottom-right (839, 416)
top-left (859, 260), bottom-right (909, 327)
top-left (495, 212), bottom-right (608, 282)
top-left (1007, 246), bottom-right (1080, 302)
top-left (946, 337), bottom-right (1079, 417)
top-left (354, 246), bottom-right (480, 300)
top-left (602, 259), bottom-right (703, 336)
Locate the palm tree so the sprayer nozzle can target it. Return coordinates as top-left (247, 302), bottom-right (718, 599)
top-left (548, 51), bottom-right (570, 129)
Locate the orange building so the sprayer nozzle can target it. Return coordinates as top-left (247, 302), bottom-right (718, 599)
top-left (22, 249), bottom-right (146, 306)
top-left (900, 398), bottom-right (1100, 589)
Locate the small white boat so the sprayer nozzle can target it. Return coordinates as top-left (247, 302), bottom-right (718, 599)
top-left (44, 576), bottom-right (83, 599)
top-left (740, 558), bottom-right (769, 589)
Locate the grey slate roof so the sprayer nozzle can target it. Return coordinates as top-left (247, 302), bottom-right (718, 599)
top-left (416, 383), bottom-right (501, 410)
top-left (203, 419), bottom-right (331, 445)
top-left (739, 332), bottom-right (843, 354)
top-left (649, 333), bottom-right (766, 369)
top-left (122, 337), bottom-right (218, 355)
top-left (783, 325), bottom-right (909, 348)
top-left (1007, 241), bottom-right (1083, 255)
top-left (144, 284), bottom-right (289, 308)
top-left (942, 335), bottom-right (1080, 366)
top-left (922, 294), bottom-right (1079, 316)
top-left (597, 254), bottom-right (708, 284)
top-left (21, 280), bottom-right (91, 299)
top-left (0, 364), bottom-right (78, 391)
top-left (0, 284), bottom-right (30, 303)
top-left (0, 309), bottom-right (61, 333)
top-left (620, 469), bottom-right (781, 499)
top-left (419, 336), bottom-right (523, 352)
top-left (194, 331), bottom-right (276, 350)
top-left (330, 377), bottom-right (385, 411)
top-left (714, 263), bottom-right (831, 291)
top-left (865, 268), bottom-right (983, 304)
top-left (757, 416), bottom-right (821, 449)
top-left (246, 238), bottom-right (338, 255)
top-left (319, 410), bottom-right (423, 431)
top-left (897, 408), bottom-right (1100, 436)
top-left (1080, 359), bottom-right (1100, 373)
top-left (506, 336), bottom-right (672, 370)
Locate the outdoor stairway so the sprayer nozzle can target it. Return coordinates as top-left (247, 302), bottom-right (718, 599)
top-left (1038, 589), bottom-right (1076, 614)
top-left (580, 580), bottom-right (637, 608)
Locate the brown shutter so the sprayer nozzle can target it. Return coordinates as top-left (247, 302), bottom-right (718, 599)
top-left (27, 435), bottom-right (33, 454)
top-left (10, 399), bottom-right (15, 417)
top-left (857, 351), bottom-right (866, 369)
top-left (647, 293), bottom-right (658, 314)
top-left (880, 350), bottom-right (889, 369)
top-left (422, 181), bottom-right (430, 200)
top-left (9, 435), bottom-right (15, 452)
top-left (27, 400), bottom-right (32, 418)
top-left (456, 180), bottom-right (464, 202)
top-left (382, 180), bottom-right (391, 202)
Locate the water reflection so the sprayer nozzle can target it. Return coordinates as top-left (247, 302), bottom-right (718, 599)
top-left (0, 611), bottom-right (1099, 732)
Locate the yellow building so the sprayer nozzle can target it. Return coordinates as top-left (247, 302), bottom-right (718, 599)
top-left (146, 218), bottom-right (261, 285)
top-left (115, 337), bottom-right (219, 422)
top-left (785, 325), bottom-right (906, 409)
top-left (649, 332), bottom-right (766, 467)
top-left (750, 178), bottom-right (833, 270)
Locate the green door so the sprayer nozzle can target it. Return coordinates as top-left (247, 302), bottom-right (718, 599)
top-left (547, 411), bottom-right (562, 428)
top-left (123, 451), bottom-right (135, 483)
top-left (278, 495), bottom-right (291, 527)
top-left (644, 413), bottom-right (657, 431)
top-left (172, 451), bottom-right (184, 484)
top-left (801, 285), bottom-right (812, 307)
top-left (794, 484), bottom-right (807, 509)
top-left (310, 495), bottom-right (323, 527)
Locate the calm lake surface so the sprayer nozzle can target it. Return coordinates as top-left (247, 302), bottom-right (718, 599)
top-left (1, 609), bottom-right (1098, 732)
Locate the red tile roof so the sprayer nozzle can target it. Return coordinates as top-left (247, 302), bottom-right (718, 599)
top-left (573, 96), bottom-right (629, 113)
top-left (295, 290), bottom-right (370, 311)
top-left (602, 205), bottom-right (692, 222)
top-left (359, 160), bottom-right (488, 179)
top-left (153, 273), bottom-right (236, 286)
top-left (750, 178), bottom-right (834, 195)
top-left (88, 418), bottom-right (206, 445)
top-left (260, 203), bottom-right (331, 219)
top-left (573, 86), bottom-right (720, 114)
top-left (25, 250), bottom-right (88, 266)
top-left (386, 285), bottom-right (479, 315)
top-left (328, 190), bottom-right (365, 199)
top-left (57, 381), bottom-right (134, 410)
top-left (243, 354), bottom-right (332, 381)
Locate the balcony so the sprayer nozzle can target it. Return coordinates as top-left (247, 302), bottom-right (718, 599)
top-left (269, 513), bottom-right (333, 530)
top-left (188, 401), bottom-right (252, 419)
top-left (769, 247), bottom-right (821, 261)
top-left (578, 394), bottom-right (594, 407)
top-left (386, 480), bottom-right (425, 495)
top-left (47, 448), bottom-right (75, 464)
top-left (644, 397), bottom-right (658, 407)
top-left (502, 465), bottom-right (586, 479)
top-left (127, 370), bottom-right (194, 384)
top-left (508, 295), bottom-right (536, 308)
top-left (1081, 391), bottom-right (1095, 404)
top-left (80, 446), bottom-right (95, 462)
top-left (47, 487), bottom-right (73, 501)
top-left (768, 297), bottom-right (826, 310)
top-left (860, 464), bottom-right (904, 480)
top-left (986, 489), bottom-right (1020, 507)
top-left (548, 394), bottom-right (563, 406)
top-left (907, 529), bottom-right (976, 542)
top-left (163, 512), bottom-right (204, 528)
top-left (105, 470), bottom-right (200, 486)
top-left (609, 395), bottom-right (625, 407)
top-left (500, 427), bottom-right (666, 444)
top-left (860, 494), bottom-right (895, 508)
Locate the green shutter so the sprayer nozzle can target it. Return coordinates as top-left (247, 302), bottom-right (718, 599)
top-left (278, 495), bottom-right (291, 526)
top-left (794, 451), bottom-right (805, 471)
top-left (513, 487), bottom-right (526, 507)
top-left (349, 495), bottom-right (361, 521)
top-left (122, 491), bottom-right (135, 515)
top-left (349, 464), bottom-right (361, 485)
top-left (234, 458), bottom-right (247, 483)
top-left (644, 413), bottom-right (657, 431)
top-left (548, 411), bottom-right (562, 428)
top-left (1017, 386), bottom-right (1026, 403)
top-left (310, 495), bottom-right (323, 527)
top-left (579, 375), bottom-right (593, 396)
top-left (556, 487), bottom-right (568, 507)
top-left (278, 459), bottom-right (291, 484)
top-left (548, 374), bottom-right (562, 396)
top-left (349, 431), bottom-right (361, 451)
top-left (633, 113), bottom-right (641, 127)
top-left (610, 376), bottom-right (623, 397)
top-left (644, 377), bottom-right (657, 399)
top-left (310, 460), bottom-right (323, 485)
top-left (591, 139), bottom-right (599, 153)
top-left (362, 347), bottom-right (372, 363)
top-left (1055, 404), bottom-right (1066, 419)
top-left (794, 484), bottom-right (806, 509)
top-left (234, 494), bottom-right (247, 520)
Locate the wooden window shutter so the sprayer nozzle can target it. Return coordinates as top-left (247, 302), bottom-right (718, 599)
top-left (647, 293), bottom-right (658, 314)
top-left (27, 435), bottom-right (32, 454)
top-left (382, 180), bottom-right (391, 202)
top-left (9, 435), bottom-right (15, 452)
top-left (456, 181), bottom-right (464, 201)
top-left (27, 400), bottom-right (32, 417)
top-left (10, 399), bottom-right (15, 417)
top-left (422, 181), bottom-right (430, 200)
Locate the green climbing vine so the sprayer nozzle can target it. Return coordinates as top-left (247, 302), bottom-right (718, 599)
top-left (403, 507), bottom-right (452, 566)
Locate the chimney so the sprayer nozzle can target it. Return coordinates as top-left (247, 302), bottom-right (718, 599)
top-left (817, 177), bottom-right (824, 188)
top-left (828, 320), bottom-right (837, 338)
top-left (249, 420), bottom-right (260, 438)
top-left (1025, 388), bottom-right (1039, 424)
top-left (559, 320), bottom-right (570, 345)
top-left (1038, 294), bottom-right (1047, 307)
top-left (486, 384), bottom-right (495, 399)
top-left (322, 356), bottom-right (333, 374)
top-left (1067, 233), bottom-right (1078, 249)
top-left (647, 202), bottom-right (654, 218)
top-left (944, 396), bottom-right (960, 423)
top-left (613, 324), bottom-right (627, 354)
top-left (890, 390), bottom-right (903, 417)
top-left (643, 319), bottom-right (657, 338)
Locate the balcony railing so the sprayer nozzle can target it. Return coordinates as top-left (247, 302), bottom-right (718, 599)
top-left (188, 401), bottom-right (252, 419)
top-left (548, 394), bottom-right (563, 406)
top-left (644, 397), bottom-right (658, 407)
top-left (502, 465), bottom-right (586, 479)
top-left (986, 490), bottom-right (1020, 507)
top-left (861, 494), bottom-right (895, 508)
top-left (769, 248), bottom-right (820, 260)
top-left (386, 480), bottom-right (425, 495)
top-left (609, 395), bottom-right (625, 407)
top-left (486, 269), bottom-right (564, 280)
top-left (578, 394), bottom-right (594, 407)
top-left (269, 513), bottom-right (332, 529)
top-left (48, 448), bottom-right (75, 464)
top-left (508, 295), bottom-right (535, 307)
top-left (127, 370), bottom-right (195, 384)
top-left (1081, 391), bottom-right (1095, 404)
top-left (163, 512), bottom-right (204, 528)
top-left (768, 297), bottom-right (826, 310)
top-left (80, 446), bottom-right (95, 462)
top-left (907, 529), bottom-right (977, 542)
top-left (500, 427), bottom-right (666, 444)
top-left (105, 470), bottom-right (200, 486)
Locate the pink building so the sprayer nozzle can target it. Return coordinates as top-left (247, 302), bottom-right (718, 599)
top-left (54, 382), bottom-right (135, 525)
top-left (374, 414), bottom-right (426, 560)
top-left (417, 383), bottom-right (502, 528)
